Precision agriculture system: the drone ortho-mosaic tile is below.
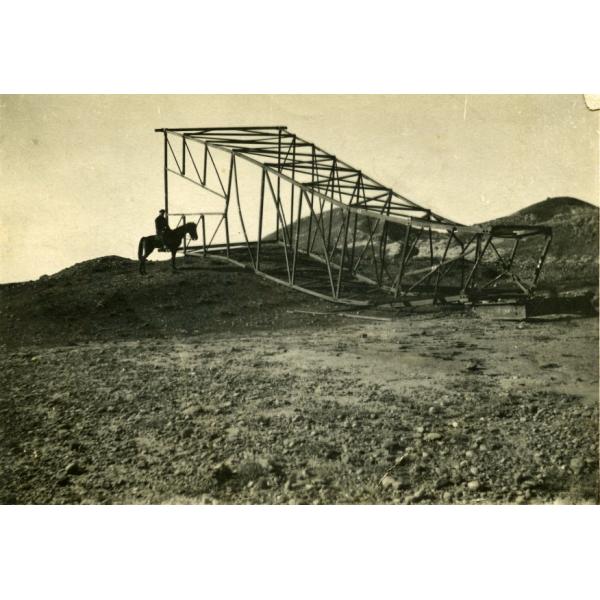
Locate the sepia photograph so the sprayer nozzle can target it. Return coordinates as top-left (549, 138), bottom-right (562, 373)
top-left (1, 94), bottom-right (598, 506)
top-left (2, 2), bottom-right (600, 598)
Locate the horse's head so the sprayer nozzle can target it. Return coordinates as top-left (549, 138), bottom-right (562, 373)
top-left (187, 222), bottom-right (199, 241)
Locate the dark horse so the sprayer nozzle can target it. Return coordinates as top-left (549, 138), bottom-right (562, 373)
top-left (138, 222), bottom-right (198, 274)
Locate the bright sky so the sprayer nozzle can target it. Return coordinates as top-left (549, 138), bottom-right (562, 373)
top-left (0, 94), bottom-right (597, 283)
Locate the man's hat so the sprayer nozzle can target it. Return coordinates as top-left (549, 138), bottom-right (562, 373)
top-left (159, 209), bottom-right (165, 214)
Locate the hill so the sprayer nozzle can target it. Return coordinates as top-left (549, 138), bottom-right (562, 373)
top-left (268, 196), bottom-right (598, 289)
top-left (0, 255), bottom-right (332, 349)
top-left (483, 197), bottom-right (598, 288)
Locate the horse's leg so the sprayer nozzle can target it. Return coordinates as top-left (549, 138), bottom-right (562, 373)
top-left (139, 238), bottom-right (155, 275)
top-left (144, 245), bottom-right (155, 275)
top-left (171, 249), bottom-right (177, 271)
top-left (138, 238), bottom-right (146, 275)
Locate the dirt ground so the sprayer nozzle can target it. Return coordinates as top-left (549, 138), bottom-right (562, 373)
top-left (1, 267), bottom-right (598, 503)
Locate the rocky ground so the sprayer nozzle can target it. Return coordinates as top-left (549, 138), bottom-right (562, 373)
top-left (1, 256), bottom-right (598, 504)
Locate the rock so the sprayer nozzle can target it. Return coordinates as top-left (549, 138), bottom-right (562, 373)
top-left (424, 432), bottom-right (442, 442)
top-left (50, 391), bottom-right (67, 403)
top-left (408, 488), bottom-right (427, 502)
top-left (256, 457), bottom-right (271, 471)
top-left (182, 405), bottom-right (203, 418)
top-left (434, 477), bottom-right (450, 489)
top-left (466, 361), bottom-right (484, 372)
top-left (200, 494), bottom-right (217, 505)
top-left (380, 475), bottom-right (409, 491)
top-left (467, 480), bottom-right (480, 491)
top-left (569, 457), bottom-right (584, 474)
top-left (265, 459), bottom-right (284, 477)
top-left (65, 462), bottom-right (84, 476)
top-left (442, 491), bottom-right (452, 502)
top-left (552, 496), bottom-right (572, 505)
top-left (181, 426), bottom-right (194, 438)
top-left (384, 438), bottom-right (401, 452)
top-left (514, 472), bottom-right (527, 484)
top-left (213, 462), bottom-right (234, 484)
top-left (325, 447), bottom-right (341, 460)
top-left (56, 474), bottom-right (70, 486)
top-left (380, 475), bottom-right (396, 490)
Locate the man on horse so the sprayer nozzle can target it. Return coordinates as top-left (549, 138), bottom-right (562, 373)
top-left (155, 209), bottom-right (169, 250)
top-left (139, 217), bottom-right (198, 275)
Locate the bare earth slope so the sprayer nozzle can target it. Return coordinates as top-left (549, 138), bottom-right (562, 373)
top-left (0, 255), bottom-right (333, 348)
top-left (1, 252), bottom-right (598, 504)
top-left (271, 196), bottom-right (598, 290)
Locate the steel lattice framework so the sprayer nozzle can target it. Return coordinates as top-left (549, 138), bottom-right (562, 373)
top-left (155, 126), bottom-right (552, 306)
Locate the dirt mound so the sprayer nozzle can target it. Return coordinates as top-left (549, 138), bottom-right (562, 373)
top-left (0, 255), bottom-right (332, 349)
top-left (46, 255), bottom-right (138, 280)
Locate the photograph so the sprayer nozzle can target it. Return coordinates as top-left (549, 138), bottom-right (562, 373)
top-left (1, 94), bottom-right (598, 505)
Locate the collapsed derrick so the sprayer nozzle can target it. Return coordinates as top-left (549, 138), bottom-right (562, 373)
top-left (155, 126), bottom-right (552, 307)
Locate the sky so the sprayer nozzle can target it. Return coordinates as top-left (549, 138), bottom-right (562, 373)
top-left (0, 94), bottom-right (598, 283)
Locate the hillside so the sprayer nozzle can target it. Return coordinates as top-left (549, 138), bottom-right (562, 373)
top-left (0, 255), bottom-right (333, 349)
top-left (482, 197), bottom-right (598, 288)
top-left (268, 196), bottom-right (598, 289)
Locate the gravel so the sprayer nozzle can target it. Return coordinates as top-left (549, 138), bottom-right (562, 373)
top-left (1, 257), bottom-right (598, 505)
